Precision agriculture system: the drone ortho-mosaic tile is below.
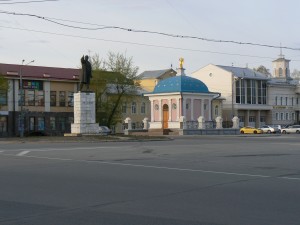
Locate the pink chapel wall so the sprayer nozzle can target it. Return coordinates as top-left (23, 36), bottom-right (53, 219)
top-left (153, 100), bottom-right (159, 121)
top-left (171, 99), bottom-right (177, 121)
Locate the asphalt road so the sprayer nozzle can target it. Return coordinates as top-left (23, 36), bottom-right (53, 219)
top-left (0, 135), bottom-right (300, 225)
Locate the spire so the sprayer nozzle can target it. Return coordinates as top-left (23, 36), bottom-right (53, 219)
top-left (279, 43), bottom-right (285, 58)
top-left (177, 57), bottom-right (186, 76)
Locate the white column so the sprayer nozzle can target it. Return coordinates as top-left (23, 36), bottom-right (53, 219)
top-left (191, 98), bottom-right (194, 120)
top-left (159, 99), bottom-right (162, 121)
top-left (168, 99), bottom-right (171, 121)
top-left (201, 99), bottom-right (204, 117)
top-left (177, 98), bottom-right (180, 120)
top-left (182, 98), bottom-right (186, 117)
top-left (150, 100), bottom-right (154, 122)
top-left (208, 99), bottom-right (211, 121)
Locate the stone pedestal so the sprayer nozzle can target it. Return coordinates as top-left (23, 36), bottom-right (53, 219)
top-left (71, 92), bottom-right (99, 134)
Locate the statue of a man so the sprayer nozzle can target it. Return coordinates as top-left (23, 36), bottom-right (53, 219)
top-left (80, 55), bottom-right (92, 91)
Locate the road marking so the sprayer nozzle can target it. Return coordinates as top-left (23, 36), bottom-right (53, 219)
top-left (1, 152), bottom-right (299, 182)
top-left (17, 151), bottom-right (30, 156)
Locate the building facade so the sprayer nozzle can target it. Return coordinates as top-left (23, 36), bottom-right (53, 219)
top-left (0, 63), bottom-right (80, 137)
top-left (191, 56), bottom-right (300, 127)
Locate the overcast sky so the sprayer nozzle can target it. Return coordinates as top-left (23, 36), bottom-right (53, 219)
top-left (1, 0), bottom-right (300, 75)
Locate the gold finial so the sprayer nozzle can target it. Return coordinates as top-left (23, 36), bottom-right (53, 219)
top-left (179, 57), bottom-right (184, 69)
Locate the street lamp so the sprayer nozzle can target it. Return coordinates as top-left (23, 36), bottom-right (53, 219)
top-left (19, 59), bottom-right (34, 137)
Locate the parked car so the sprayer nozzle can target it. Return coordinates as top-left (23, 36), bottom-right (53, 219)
top-left (281, 125), bottom-right (300, 134)
top-left (98, 126), bottom-right (111, 135)
top-left (259, 125), bottom-right (279, 134)
top-left (240, 126), bottom-right (263, 134)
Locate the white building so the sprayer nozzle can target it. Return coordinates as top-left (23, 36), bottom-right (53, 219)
top-left (191, 64), bottom-right (271, 127)
top-left (191, 54), bottom-right (300, 127)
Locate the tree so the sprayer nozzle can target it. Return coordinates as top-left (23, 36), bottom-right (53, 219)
top-left (89, 52), bottom-right (140, 127)
top-left (0, 74), bottom-right (9, 110)
top-left (291, 69), bottom-right (300, 79)
top-left (254, 65), bottom-right (271, 76)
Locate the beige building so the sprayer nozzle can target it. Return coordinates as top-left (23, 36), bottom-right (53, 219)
top-left (137, 69), bottom-right (176, 92)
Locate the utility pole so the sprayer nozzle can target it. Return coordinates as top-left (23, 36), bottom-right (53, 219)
top-left (19, 59), bottom-right (34, 137)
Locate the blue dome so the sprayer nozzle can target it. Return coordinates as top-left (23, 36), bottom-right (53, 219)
top-left (153, 76), bottom-right (209, 94)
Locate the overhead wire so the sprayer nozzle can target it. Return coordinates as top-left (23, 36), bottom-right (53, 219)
top-left (0, 24), bottom-right (277, 60)
top-left (0, 0), bottom-right (58, 4)
top-left (1, 10), bottom-right (300, 51)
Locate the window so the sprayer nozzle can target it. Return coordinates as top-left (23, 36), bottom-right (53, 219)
top-left (132, 122), bottom-right (136, 129)
top-left (122, 102), bottom-right (127, 114)
top-left (214, 105), bottom-right (219, 116)
top-left (292, 113), bottom-right (295, 120)
top-left (29, 117), bottom-right (35, 131)
top-left (141, 102), bottom-right (146, 114)
top-left (67, 92), bottom-right (74, 107)
top-left (246, 80), bottom-right (251, 104)
top-left (58, 117), bottom-right (66, 131)
top-left (280, 113), bottom-right (284, 120)
top-left (59, 91), bottom-right (66, 107)
top-left (251, 80), bottom-right (256, 104)
top-left (285, 97), bottom-right (288, 106)
top-left (131, 102), bottom-right (136, 114)
top-left (279, 68), bottom-right (283, 77)
top-left (37, 117), bottom-right (45, 131)
top-left (0, 90), bottom-right (7, 106)
top-left (186, 103), bottom-right (189, 110)
top-left (292, 97), bottom-right (294, 106)
top-left (27, 90), bottom-right (35, 106)
top-left (249, 116), bottom-right (255, 122)
top-left (50, 91), bottom-right (56, 107)
top-left (204, 104), bottom-right (206, 110)
top-left (260, 117), bottom-right (266, 122)
top-left (275, 96), bottom-right (278, 105)
top-left (280, 97), bottom-right (283, 105)
top-left (239, 116), bottom-right (245, 122)
top-left (37, 91), bottom-right (44, 106)
top-left (275, 113), bottom-right (279, 120)
top-left (0, 116), bottom-right (7, 132)
top-left (286, 113), bottom-right (289, 120)
top-left (50, 117), bottom-right (56, 130)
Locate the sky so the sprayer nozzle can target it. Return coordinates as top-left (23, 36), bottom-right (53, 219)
top-left (1, 0), bottom-right (300, 75)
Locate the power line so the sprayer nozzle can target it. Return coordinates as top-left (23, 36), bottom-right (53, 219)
top-left (1, 10), bottom-right (300, 51)
top-left (0, 0), bottom-right (58, 4)
top-left (0, 24), bottom-right (276, 60)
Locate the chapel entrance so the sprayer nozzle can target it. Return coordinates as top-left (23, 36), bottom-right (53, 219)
top-left (163, 104), bottom-right (169, 129)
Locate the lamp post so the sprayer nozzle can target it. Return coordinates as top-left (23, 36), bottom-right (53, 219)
top-left (19, 59), bottom-right (34, 137)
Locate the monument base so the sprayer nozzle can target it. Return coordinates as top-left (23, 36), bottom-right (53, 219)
top-left (71, 92), bottom-right (99, 134)
top-left (71, 123), bottom-right (99, 134)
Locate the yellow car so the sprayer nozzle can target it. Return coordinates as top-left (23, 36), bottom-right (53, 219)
top-left (240, 126), bottom-right (263, 134)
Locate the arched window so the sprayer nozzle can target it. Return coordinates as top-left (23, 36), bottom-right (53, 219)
top-left (214, 105), bottom-right (219, 116)
top-left (279, 68), bottom-right (283, 77)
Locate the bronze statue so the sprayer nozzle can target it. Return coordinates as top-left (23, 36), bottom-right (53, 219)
top-left (80, 55), bottom-right (92, 91)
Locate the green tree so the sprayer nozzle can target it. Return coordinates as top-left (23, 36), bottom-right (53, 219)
top-left (89, 52), bottom-right (140, 127)
top-left (0, 74), bottom-right (9, 109)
